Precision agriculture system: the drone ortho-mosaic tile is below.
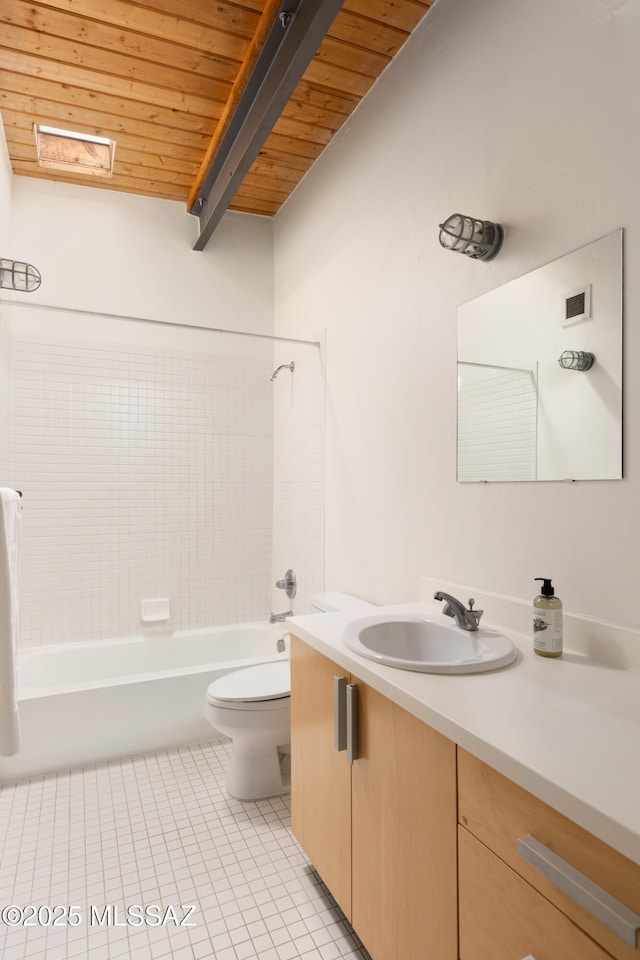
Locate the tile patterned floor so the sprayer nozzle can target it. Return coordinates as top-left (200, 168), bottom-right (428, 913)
top-left (0, 741), bottom-right (371, 960)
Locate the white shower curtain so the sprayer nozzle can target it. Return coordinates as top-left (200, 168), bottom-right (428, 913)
top-left (0, 488), bottom-right (21, 756)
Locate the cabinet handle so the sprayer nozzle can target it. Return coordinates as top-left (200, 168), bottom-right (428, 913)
top-left (333, 677), bottom-right (347, 751)
top-left (517, 835), bottom-right (640, 947)
top-left (346, 683), bottom-right (358, 764)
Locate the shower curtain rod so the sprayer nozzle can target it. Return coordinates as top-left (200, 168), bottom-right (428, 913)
top-left (0, 298), bottom-right (320, 346)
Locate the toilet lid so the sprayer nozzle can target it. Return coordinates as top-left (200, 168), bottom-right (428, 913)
top-left (206, 661), bottom-right (290, 704)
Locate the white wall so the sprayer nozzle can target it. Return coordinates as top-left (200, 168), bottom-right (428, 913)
top-left (273, 0), bottom-right (640, 626)
top-left (8, 177), bottom-right (274, 334)
top-left (0, 118), bottom-right (13, 483)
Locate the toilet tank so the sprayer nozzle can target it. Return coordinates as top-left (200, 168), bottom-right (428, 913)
top-left (310, 592), bottom-right (374, 614)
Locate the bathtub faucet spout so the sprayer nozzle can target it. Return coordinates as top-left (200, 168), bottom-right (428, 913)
top-left (269, 610), bottom-right (292, 623)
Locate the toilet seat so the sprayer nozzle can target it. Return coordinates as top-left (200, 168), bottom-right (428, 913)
top-left (206, 661), bottom-right (290, 709)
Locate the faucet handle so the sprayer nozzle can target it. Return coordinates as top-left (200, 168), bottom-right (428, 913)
top-left (275, 569), bottom-right (297, 599)
top-left (468, 599), bottom-right (484, 626)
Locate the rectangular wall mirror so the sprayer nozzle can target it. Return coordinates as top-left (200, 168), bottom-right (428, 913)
top-left (457, 229), bottom-right (622, 482)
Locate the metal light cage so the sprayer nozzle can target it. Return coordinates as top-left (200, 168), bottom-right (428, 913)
top-left (438, 213), bottom-right (504, 261)
top-left (558, 350), bottom-right (595, 371)
top-left (0, 259), bottom-right (42, 293)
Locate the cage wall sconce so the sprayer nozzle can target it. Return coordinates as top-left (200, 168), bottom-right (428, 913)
top-left (439, 213), bottom-right (504, 261)
top-left (558, 350), bottom-right (595, 371)
top-left (0, 259), bottom-right (42, 292)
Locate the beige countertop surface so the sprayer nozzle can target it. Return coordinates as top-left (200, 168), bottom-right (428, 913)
top-left (289, 600), bottom-right (640, 866)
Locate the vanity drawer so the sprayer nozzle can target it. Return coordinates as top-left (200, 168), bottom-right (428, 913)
top-left (459, 826), bottom-right (614, 960)
top-left (458, 748), bottom-right (640, 960)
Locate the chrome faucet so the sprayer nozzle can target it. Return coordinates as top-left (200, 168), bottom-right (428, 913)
top-left (433, 592), bottom-right (483, 631)
top-left (269, 610), bottom-right (292, 623)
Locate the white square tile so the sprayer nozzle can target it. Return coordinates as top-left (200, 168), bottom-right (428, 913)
top-left (0, 742), bottom-right (372, 960)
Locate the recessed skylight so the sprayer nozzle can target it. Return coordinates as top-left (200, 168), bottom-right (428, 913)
top-left (34, 124), bottom-right (116, 177)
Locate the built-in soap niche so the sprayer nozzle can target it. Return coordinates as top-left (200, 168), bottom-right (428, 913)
top-left (457, 229), bottom-right (622, 482)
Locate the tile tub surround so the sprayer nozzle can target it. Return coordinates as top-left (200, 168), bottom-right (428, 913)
top-left (289, 591), bottom-right (640, 866)
top-left (10, 335), bottom-right (275, 647)
top-left (8, 327), bottom-right (326, 649)
top-left (0, 741), bottom-right (371, 960)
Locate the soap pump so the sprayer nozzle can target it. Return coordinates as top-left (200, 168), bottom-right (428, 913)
top-left (533, 578), bottom-right (563, 658)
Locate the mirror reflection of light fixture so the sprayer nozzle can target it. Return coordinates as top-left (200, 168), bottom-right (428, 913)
top-left (439, 213), bottom-right (504, 261)
top-left (0, 259), bottom-right (42, 292)
top-left (558, 350), bottom-right (595, 371)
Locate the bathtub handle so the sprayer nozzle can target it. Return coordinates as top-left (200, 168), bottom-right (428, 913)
top-left (333, 677), bottom-right (347, 751)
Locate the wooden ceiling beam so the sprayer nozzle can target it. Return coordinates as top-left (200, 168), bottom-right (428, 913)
top-left (187, 0), bottom-right (284, 211)
top-left (191, 0), bottom-right (347, 248)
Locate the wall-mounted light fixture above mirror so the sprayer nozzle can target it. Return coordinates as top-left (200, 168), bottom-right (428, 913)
top-left (439, 213), bottom-right (504, 261)
top-left (457, 229), bottom-right (622, 482)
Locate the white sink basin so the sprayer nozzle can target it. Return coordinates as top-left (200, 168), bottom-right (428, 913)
top-left (342, 614), bottom-right (517, 674)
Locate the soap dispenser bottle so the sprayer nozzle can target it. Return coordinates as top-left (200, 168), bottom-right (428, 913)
top-left (533, 578), bottom-right (563, 658)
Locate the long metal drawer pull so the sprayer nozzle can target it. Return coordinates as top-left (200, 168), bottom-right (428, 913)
top-left (517, 835), bottom-right (640, 947)
top-left (346, 683), bottom-right (358, 764)
top-left (333, 677), bottom-right (347, 751)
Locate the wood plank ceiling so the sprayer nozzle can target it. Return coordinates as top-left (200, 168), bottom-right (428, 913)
top-left (0, 0), bottom-right (434, 219)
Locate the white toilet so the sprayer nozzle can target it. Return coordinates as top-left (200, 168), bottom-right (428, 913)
top-left (203, 592), bottom-right (373, 800)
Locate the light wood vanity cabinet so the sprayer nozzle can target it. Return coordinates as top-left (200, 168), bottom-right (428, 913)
top-left (290, 636), bottom-right (457, 960)
top-left (290, 635), bottom-right (352, 914)
top-left (290, 635), bottom-right (640, 960)
top-left (458, 748), bottom-right (640, 960)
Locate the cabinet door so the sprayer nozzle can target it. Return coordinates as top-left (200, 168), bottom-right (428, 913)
top-left (351, 680), bottom-right (457, 960)
top-left (290, 636), bottom-right (352, 918)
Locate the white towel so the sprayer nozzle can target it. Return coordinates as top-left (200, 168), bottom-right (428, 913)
top-left (0, 488), bottom-right (21, 756)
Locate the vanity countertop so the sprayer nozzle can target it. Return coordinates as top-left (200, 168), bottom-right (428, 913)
top-left (288, 601), bottom-right (640, 866)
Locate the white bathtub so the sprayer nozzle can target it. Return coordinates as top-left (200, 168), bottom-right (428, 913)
top-left (0, 622), bottom-right (288, 784)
